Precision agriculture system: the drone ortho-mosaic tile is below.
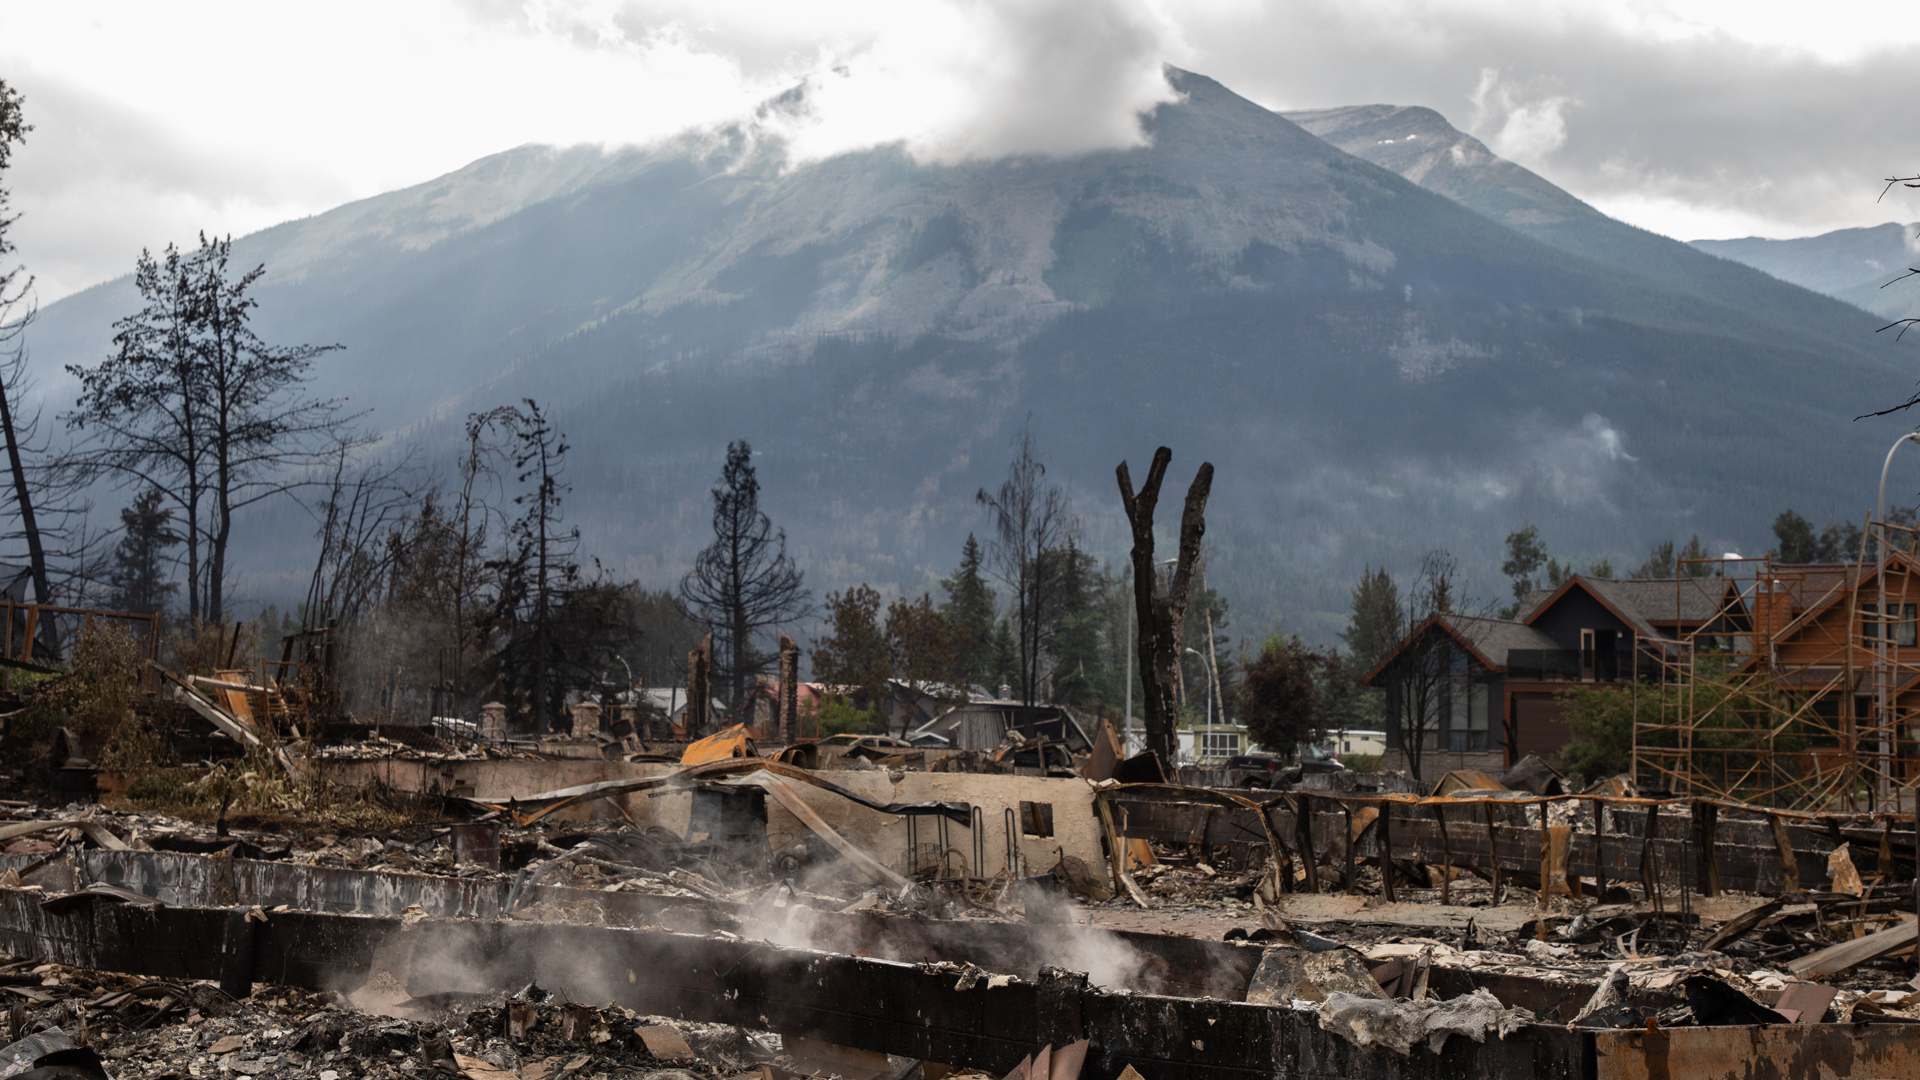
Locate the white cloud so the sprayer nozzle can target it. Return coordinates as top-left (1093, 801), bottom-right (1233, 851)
top-left (1469, 68), bottom-right (1574, 166)
top-left (5, 0), bottom-right (1920, 301)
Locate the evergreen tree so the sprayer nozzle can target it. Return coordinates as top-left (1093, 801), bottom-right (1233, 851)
top-left (1498, 524), bottom-right (1547, 617)
top-left (811, 584), bottom-right (889, 717)
top-left (988, 618), bottom-right (1017, 695)
top-left (1043, 546), bottom-right (1104, 706)
top-left (1634, 540), bottom-right (1675, 578)
top-left (1677, 534), bottom-right (1719, 576)
top-left (108, 488), bottom-right (179, 615)
top-left (1339, 566), bottom-right (1402, 675)
top-left (1772, 510), bottom-right (1818, 564)
top-left (938, 534), bottom-right (996, 690)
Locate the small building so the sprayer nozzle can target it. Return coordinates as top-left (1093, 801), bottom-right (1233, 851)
top-left (1318, 728), bottom-right (1386, 757)
top-left (1180, 720), bottom-right (1247, 765)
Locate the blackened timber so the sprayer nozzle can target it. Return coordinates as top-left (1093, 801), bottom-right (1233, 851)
top-left (0, 890), bottom-right (1595, 1080)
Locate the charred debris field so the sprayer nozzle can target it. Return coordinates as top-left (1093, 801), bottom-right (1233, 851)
top-left (7, 686), bottom-right (1920, 1080)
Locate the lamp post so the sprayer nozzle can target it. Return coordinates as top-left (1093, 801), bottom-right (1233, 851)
top-left (1187, 645), bottom-right (1221, 761)
top-left (1878, 434), bottom-right (1920, 810)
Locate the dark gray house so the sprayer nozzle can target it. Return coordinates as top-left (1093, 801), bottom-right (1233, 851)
top-left (1364, 576), bottom-right (1746, 778)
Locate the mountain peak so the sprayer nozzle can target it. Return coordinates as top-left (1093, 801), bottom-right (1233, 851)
top-left (1285, 103), bottom-right (1597, 227)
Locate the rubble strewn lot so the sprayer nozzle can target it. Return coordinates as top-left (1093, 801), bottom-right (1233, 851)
top-left (8, 674), bottom-right (1920, 1080)
top-left (7, 782), bottom-right (1920, 1080)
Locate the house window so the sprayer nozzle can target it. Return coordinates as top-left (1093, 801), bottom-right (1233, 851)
top-left (1202, 731), bottom-right (1240, 756)
top-left (1019, 801), bottom-right (1054, 838)
top-left (1863, 604), bottom-right (1919, 646)
top-left (1446, 678), bottom-right (1490, 752)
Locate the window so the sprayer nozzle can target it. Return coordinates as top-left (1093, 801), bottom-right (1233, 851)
top-left (1202, 731), bottom-right (1241, 756)
top-left (1445, 677), bottom-right (1490, 752)
top-left (1019, 801), bottom-right (1054, 838)
top-left (1863, 604), bottom-right (1919, 646)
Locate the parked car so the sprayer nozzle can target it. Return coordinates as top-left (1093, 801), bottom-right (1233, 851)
top-left (1226, 748), bottom-right (1346, 788)
top-left (816, 733), bottom-right (915, 761)
top-left (1226, 754), bottom-right (1287, 787)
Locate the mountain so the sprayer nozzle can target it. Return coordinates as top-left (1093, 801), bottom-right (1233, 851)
top-left (1689, 224), bottom-right (1920, 323)
top-left (1282, 104), bottom-right (1901, 356)
top-left (22, 69), bottom-right (1920, 643)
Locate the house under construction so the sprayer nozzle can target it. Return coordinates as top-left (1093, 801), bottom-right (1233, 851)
top-left (1633, 518), bottom-right (1920, 811)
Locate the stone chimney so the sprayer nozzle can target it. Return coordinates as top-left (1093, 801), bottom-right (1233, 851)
top-left (570, 701), bottom-right (602, 741)
top-left (480, 702), bottom-right (508, 741)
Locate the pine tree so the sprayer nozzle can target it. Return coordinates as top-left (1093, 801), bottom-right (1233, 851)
top-left (988, 618), bottom-right (1017, 696)
top-left (1339, 566), bottom-right (1402, 674)
top-left (108, 489), bottom-right (180, 615)
top-left (938, 534), bottom-right (996, 690)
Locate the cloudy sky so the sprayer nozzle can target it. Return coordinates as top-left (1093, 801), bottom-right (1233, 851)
top-left (3, 0), bottom-right (1918, 303)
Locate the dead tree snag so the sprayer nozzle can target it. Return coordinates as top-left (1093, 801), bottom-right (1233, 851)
top-left (1116, 448), bottom-right (1213, 768)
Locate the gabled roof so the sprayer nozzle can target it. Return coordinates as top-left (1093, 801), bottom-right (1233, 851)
top-left (1580, 577), bottom-right (1744, 626)
top-left (1442, 612), bottom-right (1561, 662)
top-left (1525, 575), bottom-right (1670, 642)
top-left (1737, 553), bottom-right (1920, 660)
top-left (1361, 611), bottom-right (1557, 685)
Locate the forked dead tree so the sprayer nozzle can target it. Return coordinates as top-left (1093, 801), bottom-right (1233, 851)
top-left (1116, 447), bottom-right (1213, 768)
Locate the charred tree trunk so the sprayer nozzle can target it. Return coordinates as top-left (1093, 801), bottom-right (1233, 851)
top-left (778, 632), bottom-right (799, 743)
top-left (687, 633), bottom-right (712, 736)
top-left (0, 377), bottom-right (48, 623)
top-left (1116, 447), bottom-right (1213, 769)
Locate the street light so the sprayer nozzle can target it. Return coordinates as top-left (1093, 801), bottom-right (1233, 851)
top-left (1875, 433), bottom-right (1920, 809)
top-left (1185, 646), bottom-right (1218, 726)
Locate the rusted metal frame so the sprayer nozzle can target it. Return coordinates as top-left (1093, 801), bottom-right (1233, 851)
top-left (1769, 812), bottom-right (1800, 892)
top-left (1093, 791), bottom-right (1130, 899)
top-left (1594, 1021), bottom-right (1920, 1080)
top-left (1108, 785), bottom-right (1288, 873)
top-left (1303, 806), bottom-right (1839, 895)
top-left (1293, 793), bottom-right (1319, 893)
top-left (1693, 801), bottom-right (1722, 898)
top-left (1537, 802), bottom-right (1551, 909)
top-left (1592, 798), bottom-right (1607, 898)
top-left (1642, 804), bottom-right (1664, 917)
top-left (1378, 798), bottom-right (1395, 902)
top-left (1435, 802), bottom-right (1452, 904)
top-left (1483, 801), bottom-right (1501, 901)
top-left (1340, 804), bottom-right (1355, 894)
top-left (490, 758), bottom-right (972, 827)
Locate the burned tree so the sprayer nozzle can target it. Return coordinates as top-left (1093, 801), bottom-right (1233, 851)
top-left (1116, 446), bottom-right (1213, 768)
top-left (66, 234), bottom-right (355, 624)
top-left (0, 79), bottom-right (96, 647)
top-left (485, 400), bottom-right (603, 733)
top-left (976, 427), bottom-right (1078, 706)
top-left (680, 440), bottom-right (810, 714)
top-left (1374, 551), bottom-right (1464, 783)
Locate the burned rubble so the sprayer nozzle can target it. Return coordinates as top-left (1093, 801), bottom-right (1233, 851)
top-left (5, 652), bottom-right (1920, 1080)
